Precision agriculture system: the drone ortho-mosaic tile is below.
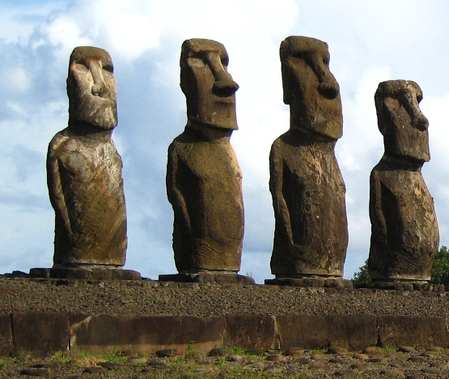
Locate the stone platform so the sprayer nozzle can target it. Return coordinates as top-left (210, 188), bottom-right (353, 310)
top-left (29, 267), bottom-right (142, 280)
top-left (1, 277), bottom-right (448, 357)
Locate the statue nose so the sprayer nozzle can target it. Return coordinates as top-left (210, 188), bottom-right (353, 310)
top-left (87, 60), bottom-right (107, 97)
top-left (412, 114), bottom-right (429, 131)
top-left (212, 80), bottom-right (239, 97)
top-left (206, 52), bottom-right (239, 97)
top-left (318, 81), bottom-right (339, 99)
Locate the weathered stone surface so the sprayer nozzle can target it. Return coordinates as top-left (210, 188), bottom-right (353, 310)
top-left (269, 36), bottom-right (348, 279)
top-left (276, 314), bottom-right (377, 351)
top-left (159, 273), bottom-right (254, 284)
top-left (223, 315), bottom-right (277, 350)
top-left (369, 80), bottom-right (439, 282)
top-left (166, 38), bottom-right (245, 278)
top-left (70, 314), bottom-right (224, 354)
top-left (0, 314), bottom-right (12, 356)
top-left (47, 46), bottom-right (127, 269)
top-left (265, 277), bottom-right (352, 288)
top-left (377, 315), bottom-right (448, 348)
top-left (12, 313), bottom-right (69, 356)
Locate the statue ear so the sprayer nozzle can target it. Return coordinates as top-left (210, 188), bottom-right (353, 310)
top-left (281, 64), bottom-right (293, 105)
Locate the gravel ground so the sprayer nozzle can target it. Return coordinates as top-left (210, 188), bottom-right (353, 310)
top-left (0, 276), bottom-right (448, 317)
top-left (1, 345), bottom-right (449, 378)
top-left (2, 276), bottom-right (449, 378)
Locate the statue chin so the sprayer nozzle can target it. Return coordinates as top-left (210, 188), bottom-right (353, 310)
top-left (73, 105), bottom-right (118, 130)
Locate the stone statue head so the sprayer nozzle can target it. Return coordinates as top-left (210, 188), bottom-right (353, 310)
top-left (375, 80), bottom-right (430, 163)
top-left (280, 36), bottom-right (342, 140)
top-left (67, 46), bottom-right (117, 130)
top-left (180, 38), bottom-right (239, 130)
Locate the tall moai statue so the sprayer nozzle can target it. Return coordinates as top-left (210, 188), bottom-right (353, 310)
top-left (368, 80), bottom-right (439, 290)
top-left (160, 39), bottom-right (254, 284)
top-left (265, 36), bottom-right (351, 288)
top-left (32, 46), bottom-right (140, 280)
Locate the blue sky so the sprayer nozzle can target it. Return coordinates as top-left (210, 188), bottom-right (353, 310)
top-left (1, 0), bottom-right (449, 283)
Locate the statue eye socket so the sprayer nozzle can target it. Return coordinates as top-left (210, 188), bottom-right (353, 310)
top-left (73, 62), bottom-right (89, 73)
top-left (103, 64), bottom-right (114, 73)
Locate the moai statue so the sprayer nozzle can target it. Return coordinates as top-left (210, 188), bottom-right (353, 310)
top-left (265, 36), bottom-right (351, 288)
top-left (368, 80), bottom-right (439, 291)
top-left (32, 46), bottom-right (140, 280)
top-left (160, 39), bottom-right (254, 284)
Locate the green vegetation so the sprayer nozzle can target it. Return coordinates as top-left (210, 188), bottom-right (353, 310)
top-left (352, 246), bottom-right (449, 288)
top-left (431, 246), bottom-right (449, 288)
top-left (352, 259), bottom-right (371, 287)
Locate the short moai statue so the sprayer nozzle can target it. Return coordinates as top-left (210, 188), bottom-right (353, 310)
top-left (265, 36), bottom-right (351, 288)
top-left (160, 39), bottom-right (253, 284)
top-left (32, 46), bottom-right (140, 280)
top-left (368, 80), bottom-right (440, 291)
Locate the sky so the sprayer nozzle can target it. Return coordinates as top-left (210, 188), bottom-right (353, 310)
top-left (1, 0), bottom-right (449, 284)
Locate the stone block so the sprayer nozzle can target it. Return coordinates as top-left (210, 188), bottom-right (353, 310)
top-left (71, 314), bottom-right (225, 354)
top-left (223, 315), bottom-right (277, 350)
top-left (276, 314), bottom-right (377, 351)
top-left (325, 315), bottom-right (377, 351)
top-left (0, 314), bottom-right (12, 356)
top-left (377, 315), bottom-right (448, 348)
top-left (12, 313), bottom-right (69, 356)
top-left (276, 315), bottom-right (329, 350)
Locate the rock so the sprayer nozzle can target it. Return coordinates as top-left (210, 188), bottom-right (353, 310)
top-left (308, 362), bottom-right (332, 370)
top-left (399, 346), bottom-right (416, 353)
top-left (285, 347), bottom-right (304, 356)
top-left (352, 353), bottom-right (369, 360)
top-left (369, 80), bottom-right (438, 283)
top-left (265, 354), bottom-right (286, 362)
top-left (156, 349), bottom-right (178, 358)
top-left (329, 357), bottom-right (346, 364)
top-left (268, 36), bottom-right (348, 280)
top-left (209, 348), bottom-right (228, 356)
top-left (311, 354), bottom-right (329, 361)
top-left (334, 369), bottom-right (358, 377)
top-left (328, 347), bottom-right (348, 355)
top-left (428, 346), bottom-right (444, 352)
top-left (19, 368), bottom-right (49, 377)
top-left (370, 357), bottom-right (390, 363)
top-left (147, 360), bottom-right (168, 368)
top-left (226, 355), bottom-right (247, 364)
top-left (83, 366), bottom-right (103, 373)
top-left (33, 363), bottom-right (61, 369)
top-left (350, 362), bottom-right (370, 370)
top-left (293, 357), bottom-right (310, 365)
top-left (408, 356), bottom-right (425, 363)
top-left (380, 368), bottom-right (405, 377)
top-left (98, 361), bottom-right (120, 369)
top-left (363, 346), bottom-right (384, 355)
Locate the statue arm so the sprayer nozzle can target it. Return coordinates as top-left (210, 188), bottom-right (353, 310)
top-left (47, 146), bottom-right (73, 239)
top-left (269, 145), bottom-right (293, 244)
top-left (166, 144), bottom-right (191, 232)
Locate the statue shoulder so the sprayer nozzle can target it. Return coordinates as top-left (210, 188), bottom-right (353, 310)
top-left (48, 129), bottom-right (80, 159)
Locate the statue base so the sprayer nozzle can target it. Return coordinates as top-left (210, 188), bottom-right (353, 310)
top-left (265, 276), bottom-right (353, 288)
top-left (29, 267), bottom-right (142, 281)
top-left (159, 272), bottom-right (255, 285)
top-left (369, 280), bottom-right (445, 292)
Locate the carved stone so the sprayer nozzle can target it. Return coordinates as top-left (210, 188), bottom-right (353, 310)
top-left (161, 39), bottom-right (253, 284)
top-left (368, 80), bottom-right (439, 284)
top-left (40, 46), bottom-right (139, 280)
top-left (265, 36), bottom-right (349, 286)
